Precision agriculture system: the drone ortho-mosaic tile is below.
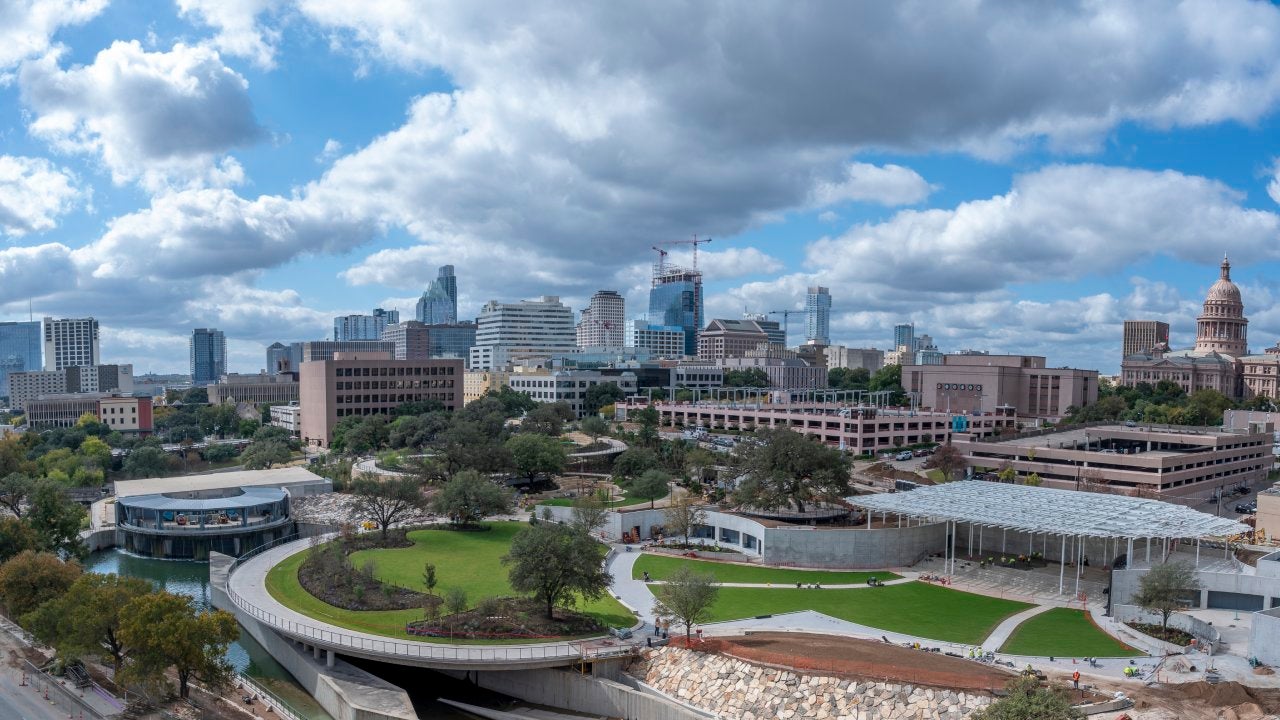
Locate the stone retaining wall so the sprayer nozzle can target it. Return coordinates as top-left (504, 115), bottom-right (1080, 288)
top-left (633, 647), bottom-right (991, 719)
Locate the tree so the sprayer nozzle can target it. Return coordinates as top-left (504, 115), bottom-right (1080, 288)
top-left (504, 523), bottom-right (612, 620)
top-left (394, 399), bottom-right (444, 417)
top-left (28, 479), bottom-right (87, 559)
top-left (24, 572), bottom-right (152, 673)
top-left (1186, 388), bottom-right (1233, 426)
top-left (484, 385), bottom-right (539, 417)
top-left (523, 403), bottom-right (575, 436)
top-left (118, 591), bottom-right (239, 700)
top-left (202, 443), bottom-right (240, 463)
top-left (972, 676), bottom-right (1082, 720)
top-left (443, 586), bottom-right (468, 616)
top-left (240, 439), bottom-right (292, 469)
top-left (612, 447), bottom-right (658, 482)
top-left (828, 367), bottom-right (870, 391)
top-left (436, 421), bottom-right (511, 475)
top-left (123, 446), bottom-right (173, 478)
top-left (664, 496), bottom-right (707, 545)
top-left (723, 368), bottom-right (769, 387)
top-left (505, 433), bottom-right (567, 481)
top-left (924, 443), bottom-right (966, 482)
top-left (631, 469), bottom-right (671, 509)
top-left (731, 428), bottom-right (850, 513)
top-left (652, 566), bottom-right (719, 642)
top-left (0, 550), bottom-right (81, 616)
top-left (580, 416), bottom-right (610, 445)
top-left (1023, 472), bottom-right (1042, 487)
top-left (584, 384), bottom-right (625, 415)
top-left (0, 516), bottom-right (37, 563)
top-left (0, 472), bottom-right (34, 517)
top-left (631, 405), bottom-right (660, 447)
top-left (1242, 394), bottom-right (1278, 412)
top-left (570, 494), bottom-right (609, 535)
top-left (79, 436), bottom-right (113, 473)
top-left (996, 461), bottom-right (1016, 484)
top-left (1134, 561), bottom-right (1201, 633)
top-left (350, 474), bottom-right (425, 541)
top-left (432, 470), bottom-right (513, 526)
top-left (238, 418), bottom-right (261, 437)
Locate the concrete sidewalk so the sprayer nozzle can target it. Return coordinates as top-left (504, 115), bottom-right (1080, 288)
top-left (980, 604), bottom-right (1055, 651)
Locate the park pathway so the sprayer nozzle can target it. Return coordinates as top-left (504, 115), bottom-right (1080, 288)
top-left (978, 604), bottom-right (1055, 651)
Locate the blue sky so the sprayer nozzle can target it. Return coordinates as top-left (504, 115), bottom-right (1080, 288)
top-left (2, 1), bottom-right (1280, 376)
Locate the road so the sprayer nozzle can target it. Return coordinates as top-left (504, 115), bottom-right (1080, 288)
top-left (0, 665), bottom-right (82, 720)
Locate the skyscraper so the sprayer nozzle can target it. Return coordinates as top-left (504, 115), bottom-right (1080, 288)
top-left (648, 264), bottom-right (703, 357)
top-left (576, 290), bottom-right (625, 349)
top-left (893, 323), bottom-right (915, 353)
top-left (0, 321), bottom-right (41, 399)
top-left (416, 265), bottom-right (459, 325)
top-left (43, 317), bottom-right (99, 371)
top-left (805, 286), bottom-right (831, 344)
top-left (266, 342), bottom-right (290, 373)
top-left (190, 328), bottom-right (227, 386)
top-left (469, 296), bottom-right (576, 370)
top-left (1122, 320), bottom-right (1171, 358)
top-left (334, 308), bottom-right (400, 341)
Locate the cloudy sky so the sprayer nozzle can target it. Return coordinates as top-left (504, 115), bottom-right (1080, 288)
top-left (3, 1), bottom-right (1280, 376)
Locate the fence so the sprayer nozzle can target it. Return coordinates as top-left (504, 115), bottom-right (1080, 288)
top-left (24, 659), bottom-right (119, 720)
top-left (226, 535), bottom-right (643, 665)
top-left (235, 673), bottom-right (307, 720)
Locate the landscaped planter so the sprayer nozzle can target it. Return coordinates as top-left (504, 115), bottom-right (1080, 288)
top-left (645, 546), bottom-right (754, 562)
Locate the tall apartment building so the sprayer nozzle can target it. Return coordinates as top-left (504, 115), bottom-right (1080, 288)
top-left (576, 290), bottom-right (625, 350)
top-left (806, 286), bottom-right (831, 345)
top-left (625, 321), bottom-right (686, 357)
top-left (43, 317), bottom-right (99, 371)
top-left (468, 296), bottom-right (576, 370)
top-left (825, 346), bottom-right (884, 372)
top-left (416, 265), bottom-right (459, 325)
top-left (334, 308), bottom-right (400, 341)
top-left (1122, 320), bottom-right (1171, 358)
top-left (299, 352), bottom-right (463, 447)
top-left (0, 321), bottom-right (41, 399)
top-left (9, 364), bottom-right (134, 411)
top-left (892, 323), bottom-right (914, 355)
top-left (380, 321), bottom-right (431, 360)
top-left (649, 264), bottom-right (703, 357)
top-left (190, 328), bottom-right (227, 386)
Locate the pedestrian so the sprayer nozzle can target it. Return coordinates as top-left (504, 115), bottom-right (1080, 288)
top-left (1072, 670), bottom-right (1080, 689)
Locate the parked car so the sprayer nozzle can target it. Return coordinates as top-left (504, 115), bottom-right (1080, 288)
top-left (913, 448), bottom-right (933, 457)
top-left (895, 451), bottom-right (913, 461)
top-left (1235, 502), bottom-right (1257, 514)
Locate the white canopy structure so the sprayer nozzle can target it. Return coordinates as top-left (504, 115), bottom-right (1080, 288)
top-left (846, 481), bottom-right (1249, 596)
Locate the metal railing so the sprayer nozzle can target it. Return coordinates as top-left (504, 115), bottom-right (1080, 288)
top-left (235, 673), bottom-right (307, 720)
top-left (226, 535), bottom-right (643, 664)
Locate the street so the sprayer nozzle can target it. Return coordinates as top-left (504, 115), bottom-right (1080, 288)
top-left (0, 665), bottom-right (85, 720)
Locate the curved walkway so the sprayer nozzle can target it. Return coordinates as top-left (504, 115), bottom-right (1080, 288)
top-left (227, 536), bottom-right (641, 669)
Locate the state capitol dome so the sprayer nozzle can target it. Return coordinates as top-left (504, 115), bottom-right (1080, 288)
top-left (1193, 255), bottom-right (1247, 357)
top-left (1204, 255), bottom-right (1243, 304)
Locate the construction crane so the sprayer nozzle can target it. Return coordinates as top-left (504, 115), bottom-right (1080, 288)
top-left (767, 309), bottom-right (802, 342)
top-left (651, 235), bottom-right (713, 270)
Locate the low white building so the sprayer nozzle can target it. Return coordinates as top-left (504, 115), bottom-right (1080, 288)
top-left (508, 370), bottom-right (638, 418)
top-left (269, 402), bottom-right (301, 436)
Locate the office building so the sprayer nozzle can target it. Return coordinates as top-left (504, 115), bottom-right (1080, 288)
top-left (190, 328), bottom-right (227, 386)
top-left (469, 296), bottom-right (576, 370)
top-left (269, 403), bottom-right (301, 436)
top-left (893, 323), bottom-right (914, 356)
top-left (1242, 341), bottom-right (1280, 402)
top-left (416, 265), bottom-right (458, 325)
top-left (266, 342), bottom-right (291, 373)
top-left (884, 347), bottom-right (915, 367)
top-left (426, 323), bottom-right (477, 363)
top-left (1122, 320), bottom-right (1170, 359)
top-left (25, 393), bottom-right (152, 432)
top-left (9, 364), bottom-right (134, 411)
top-left (0, 321), bottom-right (41, 399)
top-left (381, 321), bottom-right (431, 360)
top-left (298, 340), bottom-right (395, 363)
top-left (576, 290), bottom-right (625, 350)
top-left (508, 370), bottom-right (639, 418)
top-left (208, 373), bottom-right (299, 406)
top-left (825, 346), bottom-right (884, 372)
top-left (299, 352), bottom-right (463, 447)
top-left (334, 308), bottom-right (400, 341)
top-left (903, 354), bottom-right (1097, 420)
top-left (697, 319), bottom-right (778, 361)
top-left (806, 286), bottom-right (831, 344)
top-left (463, 369), bottom-right (515, 404)
top-left (915, 334), bottom-right (943, 365)
top-left (649, 263), bottom-right (703, 357)
top-left (43, 317), bottom-right (99, 371)
top-left (717, 355), bottom-right (827, 389)
top-left (625, 321), bottom-right (686, 357)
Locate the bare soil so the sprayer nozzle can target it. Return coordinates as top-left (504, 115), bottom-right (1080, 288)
top-left (686, 632), bottom-right (1014, 692)
top-left (407, 597), bottom-right (605, 640)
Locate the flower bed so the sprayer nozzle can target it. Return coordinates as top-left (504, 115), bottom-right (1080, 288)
top-left (1128, 622), bottom-right (1193, 648)
top-left (405, 597), bottom-right (605, 640)
top-left (297, 530), bottom-right (431, 612)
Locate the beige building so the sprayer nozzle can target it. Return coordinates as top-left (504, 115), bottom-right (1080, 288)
top-left (26, 393), bottom-right (152, 433)
top-left (380, 321), bottom-right (431, 360)
top-left (1122, 320), bottom-right (1170, 359)
top-left (825, 346), bottom-right (885, 372)
top-left (1242, 341), bottom-right (1280, 402)
top-left (903, 354), bottom-right (1098, 420)
top-left (463, 369), bottom-right (515, 404)
top-left (697, 319), bottom-right (773, 361)
top-left (953, 423), bottom-right (1272, 499)
top-left (9, 363), bottom-right (134, 411)
top-left (299, 352), bottom-right (463, 447)
top-left (208, 372), bottom-right (299, 406)
top-left (1256, 486), bottom-right (1280, 543)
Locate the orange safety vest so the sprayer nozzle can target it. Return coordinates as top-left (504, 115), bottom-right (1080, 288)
top-left (1072, 671), bottom-right (1080, 681)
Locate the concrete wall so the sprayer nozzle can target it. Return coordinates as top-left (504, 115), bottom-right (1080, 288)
top-left (1249, 607), bottom-right (1280, 666)
top-left (764, 521), bottom-right (946, 569)
top-left (1113, 604), bottom-right (1219, 653)
top-left (80, 527), bottom-right (115, 552)
top-left (443, 668), bottom-right (705, 720)
top-left (209, 553), bottom-right (418, 720)
top-left (1113, 566), bottom-right (1280, 610)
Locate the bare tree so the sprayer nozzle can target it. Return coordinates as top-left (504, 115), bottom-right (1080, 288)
top-left (652, 567), bottom-right (719, 642)
top-left (663, 496), bottom-right (707, 545)
top-left (924, 443), bottom-right (966, 482)
top-left (571, 495), bottom-right (609, 535)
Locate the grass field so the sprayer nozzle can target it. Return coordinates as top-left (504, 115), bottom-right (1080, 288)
top-left (539, 485), bottom-right (667, 508)
top-left (703, 583), bottom-right (1032, 645)
top-left (999, 608), bottom-right (1141, 657)
top-left (633, 554), bottom-right (900, 585)
top-left (264, 522), bottom-right (635, 642)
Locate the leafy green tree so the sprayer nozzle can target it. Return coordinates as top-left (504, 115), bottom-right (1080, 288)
top-left (118, 591), bottom-right (239, 700)
top-left (504, 522), bottom-right (612, 620)
top-left (350, 474), bottom-right (425, 541)
top-left (631, 405), bottom-right (660, 447)
top-left (972, 676), bottom-right (1083, 720)
top-left (723, 368), bottom-right (770, 387)
top-left (828, 367), bottom-right (870, 390)
top-left (393, 399), bottom-right (445, 417)
top-left (0, 550), bottom-right (81, 616)
top-left (79, 436), bottom-right (113, 473)
top-left (1186, 389), bottom-right (1233, 426)
top-left (389, 413), bottom-right (450, 449)
top-left (0, 517), bottom-right (38, 563)
top-left (868, 363), bottom-right (906, 403)
top-left (584, 383), bottom-right (625, 415)
top-left (74, 412), bottom-right (109, 437)
top-left (238, 418), bottom-right (261, 437)
top-left (579, 415), bottom-right (610, 445)
top-left (28, 479), bottom-right (87, 559)
top-left (240, 439), bottom-right (291, 469)
top-left (631, 469), bottom-right (671, 509)
top-left (340, 416), bottom-right (391, 455)
top-left (432, 470), bottom-right (513, 526)
top-left (652, 566), bottom-right (719, 641)
top-left (612, 447), bottom-right (658, 482)
top-left (123, 446), bottom-right (174, 478)
top-left (201, 443), bottom-right (240, 463)
top-left (0, 472), bottom-right (34, 518)
top-left (731, 428), bottom-right (850, 513)
top-left (663, 496), bottom-right (707, 544)
top-left (523, 402), bottom-right (575, 436)
top-left (1134, 561), bottom-right (1201, 633)
top-left (505, 433), bottom-right (567, 481)
top-left (24, 572), bottom-right (152, 673)
top-left (484, 385), bottom-right (539, 417)
top-left (436, 421), bottom-right (511, 475)
top-left (1242, 395), bottom-right (1278, 412)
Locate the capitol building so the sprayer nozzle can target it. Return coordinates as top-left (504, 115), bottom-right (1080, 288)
top-left (1121, 256), bottom-right (1280, 400)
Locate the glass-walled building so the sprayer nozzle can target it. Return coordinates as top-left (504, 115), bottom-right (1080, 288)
top-left (648, 266), bottom-right (703, 357)
top-left (0, 321), bottom-right (42, 400)
top-left (115, 486), bottom-right (291, 560)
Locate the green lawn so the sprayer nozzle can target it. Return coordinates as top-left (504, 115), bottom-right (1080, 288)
top-left (264, 522), bottom-right (635, 642)
top-left (633, 554), bottom-right (900, 585)
top-left (539, 486), bottom-right (668, 508)
top-left (999, 608), bottom-right (1141, 657)
top-left (704, 583), bottom-right (1032, 645)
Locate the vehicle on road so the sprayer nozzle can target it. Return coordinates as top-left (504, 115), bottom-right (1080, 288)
top-left (1236, 502), bottom-right (1257, 514)
top-left (895, 451), bottom-right (913, 461)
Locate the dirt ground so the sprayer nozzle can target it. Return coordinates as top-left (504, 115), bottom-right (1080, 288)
top-left (689, 632), bottom-right (1015, 692)
top-left (1039, 667), bottom-right (1280, 720)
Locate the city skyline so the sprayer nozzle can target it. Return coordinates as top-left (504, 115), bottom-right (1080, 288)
top-left (2, 4), bottom-right (1280, 375)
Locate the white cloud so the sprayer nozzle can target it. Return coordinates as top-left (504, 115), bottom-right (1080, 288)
top-left (810, 163), bottom-right (933, 207)
top-left (0, 155), bottom-right (82, 236)
top-left (315, 138), bottom-right (342, 163)
top-left (0, 0), bottom-right (106, 71)
top-left (176, 0), bottom-right (282, 69)
top-left (1268, 157), bottom-right (1280, 206)
top-left (19, 41), bottom-right (265, 190)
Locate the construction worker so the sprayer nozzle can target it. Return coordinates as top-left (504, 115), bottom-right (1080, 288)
top-left (1072, 670), bottom-right (1080, 689)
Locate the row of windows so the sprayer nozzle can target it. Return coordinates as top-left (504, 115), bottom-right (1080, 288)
top-left (103, 406), bottom-right (137, 414)
top-left (937, 384), bottom-right (983, 391)
top-left (336, 402), bottom-right (453, 418)
top-left (335, 392), bottom-right (455, 404)
top-left (336, 380), bottom-right (454, 390)
top-left (335, 366), bottom-right (455, 377)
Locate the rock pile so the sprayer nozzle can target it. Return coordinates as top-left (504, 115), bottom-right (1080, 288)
top-left (292, 493), bottom-right (438, 527)
top-left (633, 646), bottom-right (991, 719)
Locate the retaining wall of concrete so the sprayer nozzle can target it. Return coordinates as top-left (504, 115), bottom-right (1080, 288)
top-left (1249, 607), bottom-right (1280, 666)
top-left (441, 667), bottom-right (706, 720)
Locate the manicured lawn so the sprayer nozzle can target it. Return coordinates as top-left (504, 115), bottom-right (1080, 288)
top-left (539, 486), bottom-right (668, 508)
top-left (999, 608), bottom-right (1141, 657)
top-left (633, 554), bottom-right (900, 585)
top-left (264, 522), bottom-right (635, 642)
top-left (704, 583), bottom-right (1032, 645)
